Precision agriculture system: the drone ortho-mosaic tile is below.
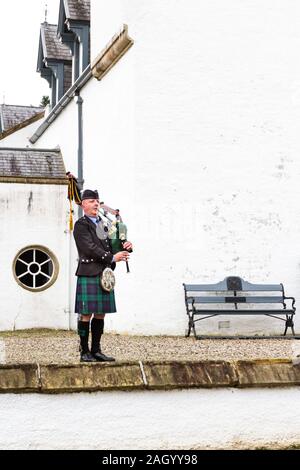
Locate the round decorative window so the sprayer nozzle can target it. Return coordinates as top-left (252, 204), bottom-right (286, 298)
top-left (13, 246), bottom-right (59, 292)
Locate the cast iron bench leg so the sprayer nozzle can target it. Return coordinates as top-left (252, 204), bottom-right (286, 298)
top-left (192, 315), bottom-right (197, 339)
top-left (284, 316), bottom-right (295, 336)
top-left (186, 316), bottom-right (193, 337)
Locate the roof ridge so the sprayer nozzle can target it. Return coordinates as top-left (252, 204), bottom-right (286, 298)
top-left (0, 104), bottom-right (43, 109)
top-left (0, 147), bottom-right (61, 152)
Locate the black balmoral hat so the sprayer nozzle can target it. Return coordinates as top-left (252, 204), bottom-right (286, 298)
top-left (81, 189), bottom-right (99, 200)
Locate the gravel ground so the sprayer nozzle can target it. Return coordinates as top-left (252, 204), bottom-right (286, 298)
top-left (0, 329), bottom-right (298, 364)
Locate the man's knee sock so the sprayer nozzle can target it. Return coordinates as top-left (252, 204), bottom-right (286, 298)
top-left (78, 320), bottom-right (90, 354)
top-left (91, 318), bottom-right (104, 353)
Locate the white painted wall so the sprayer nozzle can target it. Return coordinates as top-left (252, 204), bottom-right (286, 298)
top-left (0, 183), bottom-right (71, 330)
top-left (30, 100), bottom-right (78, 174)
top-left (0, 387), bottom-right (300, 449)
top-left (91, 0), bottom-right (300, 335)
top-left (24, 0), bottom-right (300, 335)
top-left (0, 118), bottom-right (44, 148)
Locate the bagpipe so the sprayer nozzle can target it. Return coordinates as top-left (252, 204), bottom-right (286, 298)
top-left (67, 172), bottom-right (132, 273)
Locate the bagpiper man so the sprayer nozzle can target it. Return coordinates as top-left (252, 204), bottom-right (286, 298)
top-left (73, 189), bottom-right (133, 362)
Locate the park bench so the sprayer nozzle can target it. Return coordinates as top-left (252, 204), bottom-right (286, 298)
top-left (183, 276), bottom-right (296, 338)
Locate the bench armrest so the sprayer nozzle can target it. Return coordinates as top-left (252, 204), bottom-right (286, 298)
top-left (284, 296), bottom-right (296, 310)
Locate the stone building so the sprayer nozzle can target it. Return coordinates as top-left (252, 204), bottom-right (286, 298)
top-left (0, 147), bottom-right (69, 330)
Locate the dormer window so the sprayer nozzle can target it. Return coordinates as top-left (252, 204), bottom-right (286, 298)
top-left (37, 23), bottom-right (72, 108)
top-left (37, 1), bottom-right (90, 108)
top-left (57, 0), bottom-right (90, 82)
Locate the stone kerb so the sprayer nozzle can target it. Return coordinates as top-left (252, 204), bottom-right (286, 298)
top-left (1, 360), bottom-right (300, 394)
top-left (39, 362), bottom-right (144, 393)
top-left (0, 364), bottom-right (39, 392)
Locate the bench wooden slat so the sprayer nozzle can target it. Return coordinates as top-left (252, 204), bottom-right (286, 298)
top-left (183, 283), bottom-right (283, 292)
top-left (183, 281), bottom-right (228, 292)
top-left (187, 296), bottom-right (284, 304)
top-left (241, 281), bottom-right (283, 292)
top-left (190, 310), bottom-right (295, 315)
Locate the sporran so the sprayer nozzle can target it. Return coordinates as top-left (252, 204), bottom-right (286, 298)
top-left (100, 267), bottom-right (116, 292)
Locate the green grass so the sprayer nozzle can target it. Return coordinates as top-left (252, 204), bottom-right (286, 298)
top-left (0, 328), bottom-right (76, 338)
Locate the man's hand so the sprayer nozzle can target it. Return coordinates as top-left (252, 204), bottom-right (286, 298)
top-left (114, 251), bottom-right (130, 262)
top-left (123, 241), bottom-right (133, 252)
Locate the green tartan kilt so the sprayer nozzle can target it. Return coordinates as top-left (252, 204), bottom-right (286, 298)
top-left (75, 276), bottom-right (117, 315)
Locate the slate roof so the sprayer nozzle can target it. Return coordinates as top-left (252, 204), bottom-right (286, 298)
top-left (0, 105), bottom-right (44, 132)
top-left (64, 0), bottom-right (90, 21)
top-left (41, 23), bottom-right (71, 61)
top-left (0, 148), bottom-right (67, 180)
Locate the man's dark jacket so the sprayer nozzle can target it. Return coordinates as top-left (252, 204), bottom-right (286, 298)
top-left (73, 216), bottom-right (116, 276)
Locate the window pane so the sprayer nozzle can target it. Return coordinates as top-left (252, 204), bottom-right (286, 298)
top-left (19, 273), bottom-right (34, 288)
top-left (36, 273), bottom-right (48, 287)
top-left (19, 250), bottom-right (33, 264)
top-left (15, 260), bottom-right (28, 276)
top-left (40, 260), bottom-right (53, 277)
top-left (36, 250), bottom-right (49, 264)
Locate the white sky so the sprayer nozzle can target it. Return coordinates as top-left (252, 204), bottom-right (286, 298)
top-left (0, 0), bottom-right (60, 106)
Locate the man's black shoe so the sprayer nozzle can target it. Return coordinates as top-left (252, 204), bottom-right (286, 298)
top-left (92, 351), bottom-right (115, 362)
top-left (80, 352), bottom-right (97, 362)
